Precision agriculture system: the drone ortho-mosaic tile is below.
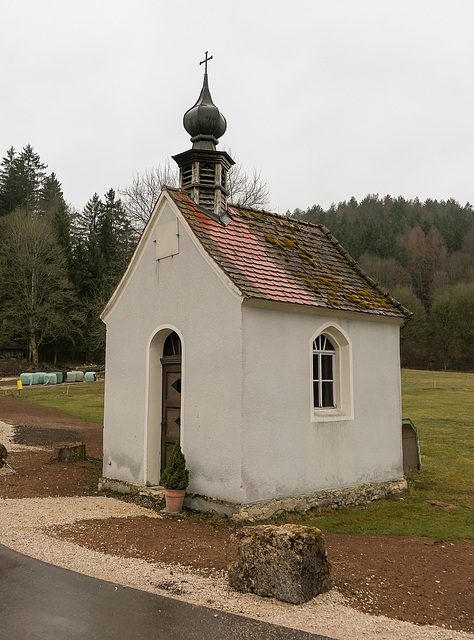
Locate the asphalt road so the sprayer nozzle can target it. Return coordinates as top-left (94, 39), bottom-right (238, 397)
top-left (0, 544), bottom-right (336, 640)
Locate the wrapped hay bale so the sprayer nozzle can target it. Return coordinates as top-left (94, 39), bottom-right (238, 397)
top-left (45, 373), bottom-right (57, 385)
top-left (20, 373), bottom-right (33, 386)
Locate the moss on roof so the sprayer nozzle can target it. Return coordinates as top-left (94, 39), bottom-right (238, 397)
top-left (166, 187), bottom-right (411, 319)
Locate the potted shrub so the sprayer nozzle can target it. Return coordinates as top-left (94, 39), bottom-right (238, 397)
top-left (160, 443), bottom-right (189, 513)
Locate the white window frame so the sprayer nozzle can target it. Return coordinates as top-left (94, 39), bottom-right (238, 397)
top-left (313, 335), bottom-right (336, 409)
top-left (311, 323), bottom-right (354, 422)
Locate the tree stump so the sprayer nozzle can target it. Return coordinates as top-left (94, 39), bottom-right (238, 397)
top-left (50, 442), bottom-right (86, 463)
top-left (227, 524), bottom-right (332, 604)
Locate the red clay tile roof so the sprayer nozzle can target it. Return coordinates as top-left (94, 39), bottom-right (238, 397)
top-left (166, 187), bottom-right (411, 319)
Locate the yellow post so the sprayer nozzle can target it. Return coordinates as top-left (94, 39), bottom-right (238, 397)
top-left (17, 380), bottom-right (22, 394)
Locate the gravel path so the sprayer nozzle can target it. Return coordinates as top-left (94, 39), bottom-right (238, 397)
top-left (0, 495), bottom-right (472, 640)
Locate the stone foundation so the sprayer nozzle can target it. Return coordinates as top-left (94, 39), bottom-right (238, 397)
top-left (98, 477), bottom-right (164, 498)
top-left (99, 477), bottom-right (407, 520)
top-left (232, 478), bottom-right (408, 521)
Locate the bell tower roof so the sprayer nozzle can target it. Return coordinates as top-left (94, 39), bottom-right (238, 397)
top-left (182, 52), bottom-right (227, 151)
top-left (172, 52), bottom-right (234, 225)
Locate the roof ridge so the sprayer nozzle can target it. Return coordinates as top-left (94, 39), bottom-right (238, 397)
top-left (229, 203), bottom-right (277, 217)
top-left (230, 203), bottom-right (327, 229)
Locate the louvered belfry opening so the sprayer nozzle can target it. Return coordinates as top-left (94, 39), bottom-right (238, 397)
top-left (200, 163), bottom-right (214, 185)
top-left (173, 148), bottom-right (234, 222)
top-left (182, 164), bottom-right (193, 187)
top-left (172, 55), bottom-right (234, 224)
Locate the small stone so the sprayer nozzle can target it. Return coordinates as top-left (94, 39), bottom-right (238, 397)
top-left (227, 524), bottom-right (332, 604)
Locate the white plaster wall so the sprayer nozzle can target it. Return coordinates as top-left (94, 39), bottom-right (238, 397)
top-left (103, 195), bottom-right (404, 506)
top-left (103, 200), bottom-right (244, 501)
top-left (240, 306), bottom-right (403, 504)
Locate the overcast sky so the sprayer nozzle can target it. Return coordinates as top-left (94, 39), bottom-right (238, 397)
top-left (1, 0), bottom-right (474, 215)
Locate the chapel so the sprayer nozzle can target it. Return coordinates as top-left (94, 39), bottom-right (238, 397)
top-left (100, 56), bottom-right (411, 517)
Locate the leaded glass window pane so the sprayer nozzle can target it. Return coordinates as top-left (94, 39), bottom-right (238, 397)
top-left (322, 382), bottom-right (334, 407)
top-left (163, 332), bottom-right (182, 357)
top-left (313, 333), bottom-right (336, 409)
top-left (324, 337), bottom-right (335, 351)
top-left (313, 354), bottom-right (319, 379)
top-left (322, 354), bottom-right (333, 380)
top-left (313, 382), bottom-right (319, 408)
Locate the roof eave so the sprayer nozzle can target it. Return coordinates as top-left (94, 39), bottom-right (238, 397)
top-left (242, 297), bottom-right (406, 324)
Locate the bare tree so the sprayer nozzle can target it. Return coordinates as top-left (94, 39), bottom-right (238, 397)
top-left (119, 154), bottom-right (271, 233)
top-left (119, 160), bottom-right (178, 231)
top-left (226, 151), bottom-right (271, 210)
top-left (0, 210), bottom-right (79, 364)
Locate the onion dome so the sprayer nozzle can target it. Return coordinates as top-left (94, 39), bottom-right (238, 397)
top-left (183, 66), bottom-right (227, 151)
top-left (173, 53), bottom-right (234, 224)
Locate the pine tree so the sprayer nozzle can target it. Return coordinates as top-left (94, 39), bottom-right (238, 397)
top-left (98, 188), bottom-right (137, 288)
top-left (39, 173), bottom-right (74, 270)
top-left (69, 189), bottom-right (138, 360)
top-left (19, 144), bottom-right (47, 214)
top-left (39, 172), bottom-right (64, 211)
top-left (74, 193), bottom-right (102, 238)
top-left (0, 147), bottom-right (22, 216)
top-left (0, 145), bottom-right (48, 216)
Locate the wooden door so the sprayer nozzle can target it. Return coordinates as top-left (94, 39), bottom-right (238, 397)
top-left (161, 362), bottom-right (181, 474)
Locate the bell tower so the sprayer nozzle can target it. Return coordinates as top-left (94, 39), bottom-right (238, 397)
top-left (172, 52), bottom-right (234, 225)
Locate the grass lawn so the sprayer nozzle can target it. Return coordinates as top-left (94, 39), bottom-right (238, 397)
top-left (11, 369), bottom-right (474, 539)
top-left (298, 369), bottom-right (474, 540)
top-left (18, 379), bottom-right (105, 424)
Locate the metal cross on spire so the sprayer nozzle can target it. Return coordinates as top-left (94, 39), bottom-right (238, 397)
top-left (199, 51), bottom-right (213, 73)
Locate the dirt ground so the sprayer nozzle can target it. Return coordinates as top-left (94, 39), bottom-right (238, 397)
top-left (0, 396), bottom-right (472, 633)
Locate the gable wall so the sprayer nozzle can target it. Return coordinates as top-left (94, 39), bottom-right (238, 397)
top-left (103, 201), bottom-right (244, 500)
top-left (240, 305), bottom-right (403, 503)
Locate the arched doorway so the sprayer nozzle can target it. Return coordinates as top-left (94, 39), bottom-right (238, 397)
top-left (160, 332), bottom-right (182, 474)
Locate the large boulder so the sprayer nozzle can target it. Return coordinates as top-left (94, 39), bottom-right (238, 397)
top-left (227, 524), bottom-right (332, 604)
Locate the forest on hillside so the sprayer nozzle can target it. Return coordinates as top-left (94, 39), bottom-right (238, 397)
top-left (0, 145), bottom-right (269, 367)
top-left (0, 146), bottom-right (137, 366)
top-left (291, 196), bottom-right (474, 371)
top-left (0, 145), bottom-right (472, 370)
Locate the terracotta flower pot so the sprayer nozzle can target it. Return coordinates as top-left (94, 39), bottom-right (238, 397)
top-left (164, 488), bottom-right (186, 513)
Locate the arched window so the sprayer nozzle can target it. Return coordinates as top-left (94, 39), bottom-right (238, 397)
top-left (313, 334), bottom-right (336, 408)
top-left (311, 325), bottom-right (353, 421)
top-left (163, 332), bottom-right (182, 358)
